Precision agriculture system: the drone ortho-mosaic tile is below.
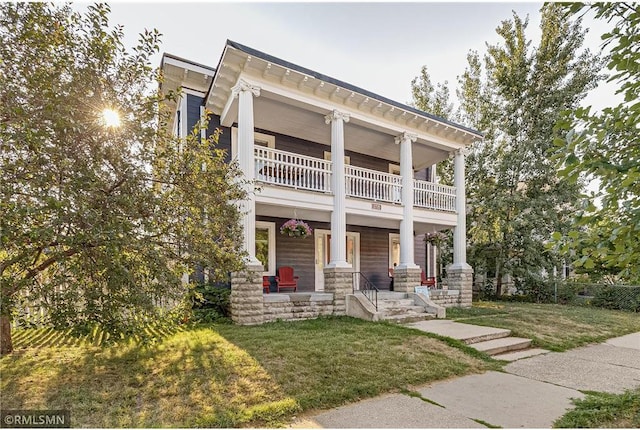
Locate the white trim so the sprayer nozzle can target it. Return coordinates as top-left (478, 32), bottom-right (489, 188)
top-left (163, 55), bottom-right (215, 77)
top-left (232, 127), bottom-right (275, 160)
top-left (182, 87), bottom-right (207, 97)
top-left (178, 93), bottom-right (188, 138)
top-left (389, 233), bottom-right (400, 271)
top-left (256, 221), bottom-right (276, 276)
top-left (314, 229), bottom-right (360, 291)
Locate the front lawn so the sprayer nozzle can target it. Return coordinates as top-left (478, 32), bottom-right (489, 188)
top-left (447, 301), bottom-right (640, 351)
top-left (554, 388), bottom-right (640, 428)
top-left (1, 317), bottom-right (490, 427)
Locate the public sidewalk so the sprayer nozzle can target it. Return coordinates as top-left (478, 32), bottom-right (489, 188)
top-left (297, 330), bottom-right (640, 428)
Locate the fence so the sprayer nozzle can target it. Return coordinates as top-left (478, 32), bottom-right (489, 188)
top-left (473, 278), bottom-right (640, 312)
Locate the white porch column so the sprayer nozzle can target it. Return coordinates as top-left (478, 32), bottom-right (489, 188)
top-left (232, 79), bottom-right (261, 265)
top-left (325, 110), bottom-right (350, 268)
top-left (396, 132), bottom-right (419, 269)
top-left (452, 148), bottom-right (471, 269)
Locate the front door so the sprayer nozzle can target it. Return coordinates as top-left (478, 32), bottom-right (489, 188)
top-left (314, 229), bottom-right (360, 291)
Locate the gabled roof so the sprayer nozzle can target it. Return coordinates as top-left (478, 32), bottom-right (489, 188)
top-left (205, 40), bottom-right (483, 140)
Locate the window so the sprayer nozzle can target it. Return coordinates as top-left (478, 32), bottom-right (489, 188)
top-left (255, 221), bottom-right (276, 275)
top-left (231, 127), bottom-right (275, 160)
top-left (323, 151), bottom-right (351, 165)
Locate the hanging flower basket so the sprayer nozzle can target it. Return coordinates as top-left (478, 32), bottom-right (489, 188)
top-left (280, 219), bottom-right (312, 238)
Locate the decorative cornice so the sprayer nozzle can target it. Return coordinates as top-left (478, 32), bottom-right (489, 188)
top-left (231, 79), bottom-right (261, 98)
top-left (324, 109), bottom-right (350, 125)
top-left (394, 132), bottom-right (418, 145)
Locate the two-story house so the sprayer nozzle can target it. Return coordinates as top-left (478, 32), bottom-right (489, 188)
top-left (161, 40), bottom-right (479, 324)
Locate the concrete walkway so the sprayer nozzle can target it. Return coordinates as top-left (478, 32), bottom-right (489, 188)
top-left (300, 329), bottom-right (640, 429)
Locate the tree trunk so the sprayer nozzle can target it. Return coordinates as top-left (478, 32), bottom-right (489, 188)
top-left (496, 273), bottom-right (503, 297)
top-left (0, 315), bottom-right (12, 355)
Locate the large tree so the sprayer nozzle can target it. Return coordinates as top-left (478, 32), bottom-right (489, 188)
top-left (411, 4), bottom-right (601, 294)
top-left (0, 3), bottom-right (246, 354)
top-left (554, 3), bottom-right (640, 283)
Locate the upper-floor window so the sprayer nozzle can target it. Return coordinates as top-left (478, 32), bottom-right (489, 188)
top-left (231, 127), bottom-right (275, 160)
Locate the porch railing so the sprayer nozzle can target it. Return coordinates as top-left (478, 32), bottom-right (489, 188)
top-left (255, 146), bottom-right (332, 193)
top-left (254, 147), bottom-right (457, 213)
top-left (353, 272), bottom-right (379, 310)
top-left (414, 180), bottom-right (456, 212)
top-left (346, 165), bottom-right (402, 204)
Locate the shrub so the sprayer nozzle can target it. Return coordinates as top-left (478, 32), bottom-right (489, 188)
top-left (592, 286), bottom-right (640, 312)
top-left (188, 282), bottom-right (232, 323)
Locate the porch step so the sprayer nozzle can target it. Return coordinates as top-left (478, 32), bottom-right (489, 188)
top-left (380, 305), bottom-right (428, 316)
top-left (470, 337), bottom-right (532, 356)
top-left (381, 312), bottom-right (435, 324)
top-left (377, 299), bottom-right (416, 308)
top-left (492, 348), bottom-right (550, 362)
top-left (376, 291), bottom-right (409, 300)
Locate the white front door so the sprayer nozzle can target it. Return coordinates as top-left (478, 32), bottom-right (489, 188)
top-left (314, 229), bottom-right (360, 291)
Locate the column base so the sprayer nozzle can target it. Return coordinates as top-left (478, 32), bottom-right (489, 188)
top-left (393, 267), bottom-right (422, 293)
top-left (447, 265), bottom-right (474, 308)
top-left (323, 267), bottom-right (353, 315)
top-left (230, 263), bottom-right (265, 325)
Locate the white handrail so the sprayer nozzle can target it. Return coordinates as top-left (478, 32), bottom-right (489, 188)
top-left (254, 146), bottom-right (456, 213)
top-left (414, 179), bottom-right (456, 212)
top-left (345, 165), bottom-right (402, 204)
top-left (255, 146), bottom-right (332, 193)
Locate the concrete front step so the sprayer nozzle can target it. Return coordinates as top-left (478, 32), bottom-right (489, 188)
top-left (406, 320), bottom-right (512, 344)
top-left (493, 348), bottom-right (550, 362)
top-left (377, 299), bottom-right (416, 308)
top-left (381, 312), bottom-right (435, 324)
top-left (376, 291), bottom-right (408, 300)
top-left (471, 337), bottom-right (532, 356)
top-left (380, 306), bottom-right (428, 316)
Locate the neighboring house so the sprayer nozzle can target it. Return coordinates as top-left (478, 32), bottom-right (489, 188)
top-left (161, 40), bottom-right (480, 322)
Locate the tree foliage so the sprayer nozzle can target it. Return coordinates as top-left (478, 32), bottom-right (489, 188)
top-left (411, 4), bottom-right (602, 293)
top-left (554, 3), bottom-right (640, 283)
top-left (0, 3), bottom-right (246, 354)
top-left (460, 4), bottom-right (602, 293)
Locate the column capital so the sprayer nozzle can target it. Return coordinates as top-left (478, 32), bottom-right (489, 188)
top-left (452, 147), bottom-right (470, 157)
top-left (394, 132), bottom-right (418, 145)
top-left (324, 109), bottom-right (350, 125)
top-left (231, 79), bottom-right (261, 98)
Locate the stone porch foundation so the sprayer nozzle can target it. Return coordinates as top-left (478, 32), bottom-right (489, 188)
top-left (230, 262), bottom-right (264, 325)
top-left (323, 266), bottom-right (354, 315)
top-left (447, 265), bottom-right (474, 307)
top-left (392, 267), bottom-right (422, 293)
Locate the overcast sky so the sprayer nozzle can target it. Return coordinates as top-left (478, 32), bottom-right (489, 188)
top-left (87, 1), bottom-right (617, 112)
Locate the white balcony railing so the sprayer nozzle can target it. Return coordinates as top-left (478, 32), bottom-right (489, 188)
top-left (414, 180), bottom-right (456, 212)
top-left (255, 146), bottom-right (332, 193)
top-left (254, 146), bottom-right (456, 213)
top-left (346, 165), bottom-right (402, 204)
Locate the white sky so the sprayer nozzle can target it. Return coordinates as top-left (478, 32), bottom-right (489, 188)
top-left (79, 1), bottom-right (619, 112)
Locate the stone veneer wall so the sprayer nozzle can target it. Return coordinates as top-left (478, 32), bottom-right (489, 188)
top-left (447, 266), bottom-right (474, 308)
top-left (323, 267), bottom-right (353, 315)
top-left (230, 263), bottom-right (264, 325)
top-left (392, 267), bottom-right (422, 293)
top-left (429, 290), bottom-right (463, 308)
top-left (263, 293), bottom-right (334, 322)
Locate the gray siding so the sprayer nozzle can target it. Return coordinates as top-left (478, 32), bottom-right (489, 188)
top-left (257, 216), bottom-right (408, 292)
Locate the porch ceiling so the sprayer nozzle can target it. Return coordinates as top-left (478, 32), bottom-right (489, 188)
top-left (251, 96), bottom-right (451, 168)
top-left (206, 41), bottom-right (482, 169)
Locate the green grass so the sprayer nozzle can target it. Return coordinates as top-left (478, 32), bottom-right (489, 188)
top-left (1, 317), bottom-right (491, 427)
top-left (447, 301), bottom-right (640, 351)
top-left (554, 388), bottom-right (640, 428)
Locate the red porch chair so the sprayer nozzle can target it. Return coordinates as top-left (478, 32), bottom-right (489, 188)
top-left (421, 271), bottom-right (436, 288)
top-left (276, 266), bottom-right (298, 292)
top-left (262, 276), bottom-right (270, 294)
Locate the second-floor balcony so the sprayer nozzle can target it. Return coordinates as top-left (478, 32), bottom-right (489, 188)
top-left (255, 146), bottom-right (456, 213)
